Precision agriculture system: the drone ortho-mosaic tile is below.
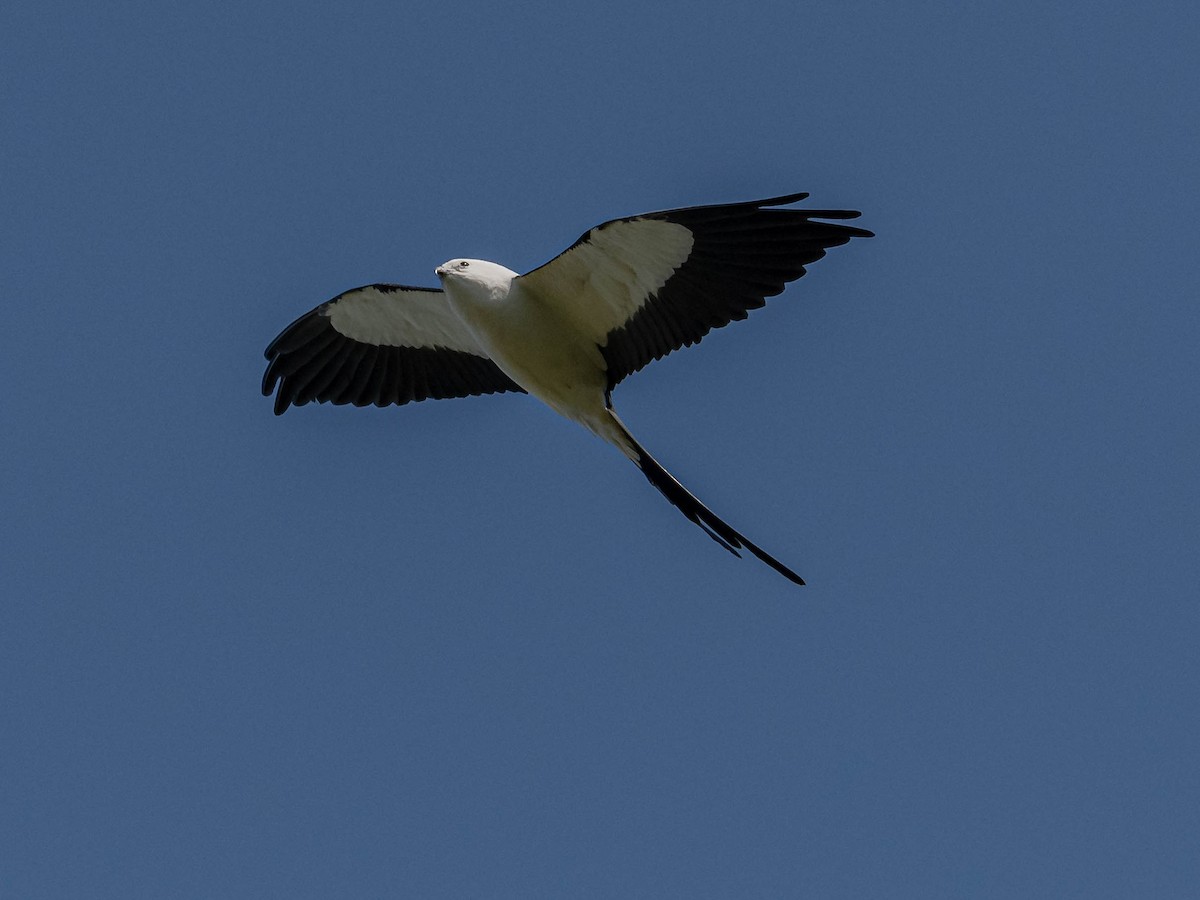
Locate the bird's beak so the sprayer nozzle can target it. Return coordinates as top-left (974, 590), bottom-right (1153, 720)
top-left (434, 266), bottom-right (447, 278)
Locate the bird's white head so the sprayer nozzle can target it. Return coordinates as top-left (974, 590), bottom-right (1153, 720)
top-left (434, 258), bottom-right (517, 301)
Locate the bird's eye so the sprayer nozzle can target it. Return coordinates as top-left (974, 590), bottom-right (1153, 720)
top-left (460, 261), bottom-right (469, 268)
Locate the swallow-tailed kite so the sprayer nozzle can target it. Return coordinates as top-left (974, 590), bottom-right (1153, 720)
top-left (262, 193), bottom-right (872, 584)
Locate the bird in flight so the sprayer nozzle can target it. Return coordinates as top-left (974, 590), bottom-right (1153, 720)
top-left (262, 192), bottom-right (872, 585)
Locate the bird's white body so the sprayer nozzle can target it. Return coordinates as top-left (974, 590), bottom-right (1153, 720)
top-left (436, 259), bottom-right (629, 455)
top-left (263, 193), bottom-right (873, 584)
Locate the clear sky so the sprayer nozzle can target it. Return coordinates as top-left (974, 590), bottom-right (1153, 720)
top-left (3, 1), bottom-right (1198, 897)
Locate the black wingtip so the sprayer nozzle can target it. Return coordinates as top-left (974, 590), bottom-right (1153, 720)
top-left (756, 191), bottom-right (811, 207)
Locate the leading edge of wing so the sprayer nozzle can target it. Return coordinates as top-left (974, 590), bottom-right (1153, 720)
top-left (522, 192), bottom-right (872, 277)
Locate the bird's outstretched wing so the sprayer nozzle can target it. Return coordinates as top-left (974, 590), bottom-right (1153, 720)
top-left (516, 192), bottom-right (874, 390)
top-left (262, 284), bottom-right (525, 415)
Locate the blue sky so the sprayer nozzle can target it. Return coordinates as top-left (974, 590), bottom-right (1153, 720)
top-left (3, 1), bottom-right (1198, 896)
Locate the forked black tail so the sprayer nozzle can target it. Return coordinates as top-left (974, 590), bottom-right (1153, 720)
top-left (609, 415), bottom-right (804, 586)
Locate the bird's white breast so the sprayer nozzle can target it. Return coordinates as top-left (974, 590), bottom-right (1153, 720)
top-left (443, 275), bottom-right (608, 420)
